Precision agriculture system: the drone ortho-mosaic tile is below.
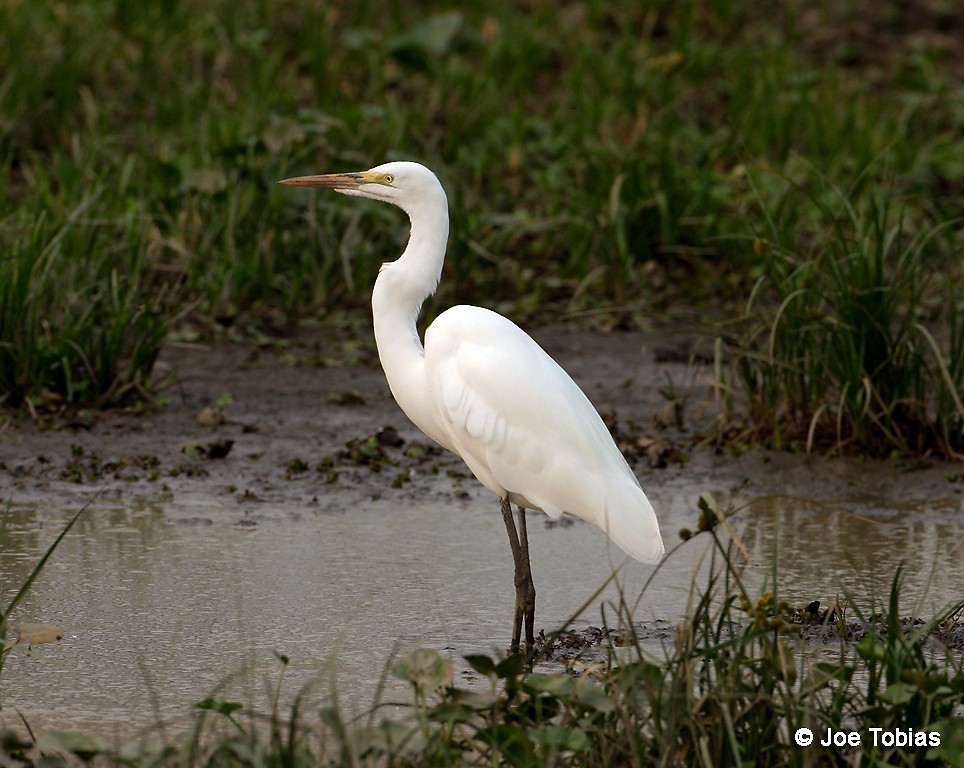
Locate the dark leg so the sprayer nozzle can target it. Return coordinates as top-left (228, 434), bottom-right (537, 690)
top-left (515, 507), bottom-right (536, 651)
top-left (500, 497), bottom-right (525, 654)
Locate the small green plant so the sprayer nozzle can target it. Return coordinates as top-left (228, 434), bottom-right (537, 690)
top-left (0, 499), bottom-right (91, 698)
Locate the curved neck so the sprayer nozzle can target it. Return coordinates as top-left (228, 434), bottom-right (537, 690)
top-left (371, 187), bottom-right (449, 423)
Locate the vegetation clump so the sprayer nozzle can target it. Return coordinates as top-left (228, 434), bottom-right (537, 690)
top-left (717, 180), bottom-right (964, 458)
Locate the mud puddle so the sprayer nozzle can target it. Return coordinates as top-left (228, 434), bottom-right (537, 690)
top-left (1, 486), bottom-right (961, 736)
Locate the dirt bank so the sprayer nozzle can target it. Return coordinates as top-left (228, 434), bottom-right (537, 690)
top-left (2, 326), bottom-right (960, 517)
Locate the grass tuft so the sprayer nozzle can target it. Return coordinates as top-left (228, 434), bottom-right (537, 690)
top-left (716, 170), bottom-right (963, 457)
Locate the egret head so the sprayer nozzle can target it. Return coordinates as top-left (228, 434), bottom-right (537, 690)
top-left (279, 161), bottom-right (444, 216)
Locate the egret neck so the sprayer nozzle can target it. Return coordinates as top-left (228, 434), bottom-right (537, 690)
top-left (370, 180), bottom-right (450, 446)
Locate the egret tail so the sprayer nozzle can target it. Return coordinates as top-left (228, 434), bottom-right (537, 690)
top-left (602, 480), bottom-right (664, 564)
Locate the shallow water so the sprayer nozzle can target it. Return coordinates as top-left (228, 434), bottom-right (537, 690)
top-left (1, 487), bottom-right (961, 735)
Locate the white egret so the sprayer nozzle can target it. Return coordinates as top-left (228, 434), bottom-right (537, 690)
top-left (280, 162), bottom-right (663, 653)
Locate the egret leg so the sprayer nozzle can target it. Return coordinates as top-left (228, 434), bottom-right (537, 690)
top-left (500, 497), bottom-right (526, 654)
top-left (515, 506), bottom-right (536, 651)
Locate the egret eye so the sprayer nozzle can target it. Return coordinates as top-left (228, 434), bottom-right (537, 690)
top-left (385, 175), bottom-right (394, 184)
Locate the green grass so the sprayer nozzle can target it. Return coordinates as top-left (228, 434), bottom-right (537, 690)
top-left (0, 499), bottom-right (89, 685)
top-left (1, 0), bottom-right (961, 453)
top-left (0, 186), bottom-right (169, 406)
top-left (716, 171), bottom-right (964, 456)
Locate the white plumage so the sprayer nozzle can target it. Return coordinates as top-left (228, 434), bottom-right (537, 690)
top-left (280, 161), bottom-right (663, 651)
top-left (426, 305), bottom-right (663, 563)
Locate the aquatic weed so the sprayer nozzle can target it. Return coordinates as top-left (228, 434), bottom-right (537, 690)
top-left (0, 499), bottom-right (91, 698)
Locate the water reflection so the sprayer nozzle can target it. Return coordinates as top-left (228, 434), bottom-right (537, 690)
top-left (735, 495), bottom-right (962, 615)
top-left (0, 490), bottom-right (960, 732)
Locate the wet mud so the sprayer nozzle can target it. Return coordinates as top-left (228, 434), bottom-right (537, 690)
top-left (3, 325), bottom-right (960, 511)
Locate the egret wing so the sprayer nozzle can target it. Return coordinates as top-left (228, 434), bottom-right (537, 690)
top-left (425, 305), bottom-right (663, 563)
top-left (427, 307), bottom-right (631, 519)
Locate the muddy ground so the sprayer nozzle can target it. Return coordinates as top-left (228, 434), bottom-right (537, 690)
top-left (2, 325), bottom-right (960, 519)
